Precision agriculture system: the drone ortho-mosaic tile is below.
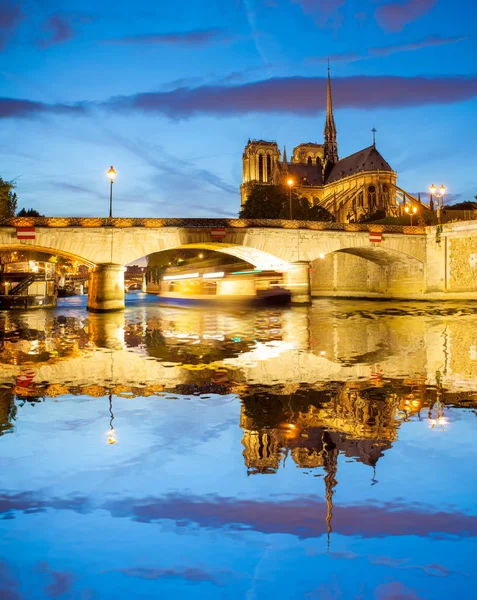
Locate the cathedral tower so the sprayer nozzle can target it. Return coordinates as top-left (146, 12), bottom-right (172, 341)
top-left (241, 140), bottom-right (281, 206)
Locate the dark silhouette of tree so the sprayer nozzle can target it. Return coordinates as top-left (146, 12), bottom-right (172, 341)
top-left (240, 185), bottom-right (334, 221)
top-left (239, 185), bottom-right (287, 219)
top-left (17, 208), bottom-right (43, 217)
top-left (0, 178), bottom-right (18, 218)
top-left (446, 201), bottom-right (477, 210)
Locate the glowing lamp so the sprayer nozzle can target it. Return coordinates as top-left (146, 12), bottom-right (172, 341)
top-left (287, 179), bottom-right (294, 187)
top-left (107, 166), bottom-right (117, 181)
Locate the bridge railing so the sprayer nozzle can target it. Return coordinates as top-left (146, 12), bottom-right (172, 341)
top-left (0, 216), bottom-right (426, 234)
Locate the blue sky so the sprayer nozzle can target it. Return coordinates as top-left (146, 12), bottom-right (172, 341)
top-left (1, 0), bottom-right (476, 217)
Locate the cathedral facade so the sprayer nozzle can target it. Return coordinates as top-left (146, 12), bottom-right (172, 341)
top-left (240, 71), bottom-right (416, 223)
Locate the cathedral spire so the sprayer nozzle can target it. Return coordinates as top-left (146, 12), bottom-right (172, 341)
top-left (324, 66), bottom-right (338, 166)
top-left (282, 145), bottom-right (288, 170)
top-left (323, 431), bottom-right (338, 552)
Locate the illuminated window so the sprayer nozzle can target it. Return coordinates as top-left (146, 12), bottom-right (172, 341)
top-left (368, 185), bottom-right (377, 207)
top-left (258, 154), bottom-right (264, 182)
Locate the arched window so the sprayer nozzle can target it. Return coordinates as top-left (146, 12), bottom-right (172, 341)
top-left (266, 154), bottom-right (272, 182)
top-left (381, 184), bottom-right (389, 206)
top-left (316, 157), bottom-right (320, 166)
top-left (358, 192), bottom-right (364, 207)
top-left (258, 154), bottom-right (264, 182)
top-left (307, 156), bottom-right (312, 165)
top-left (368, 185), bottom-right (377, 207)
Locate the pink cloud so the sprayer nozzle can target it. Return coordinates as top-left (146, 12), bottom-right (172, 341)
top-left (376, 0), bottom-right (438, 32)
top-left (2, 74), bottom-right (477, 121)
top-left (103, 75), bottom-right (477, 118)
top-left (293, 0), bottom-right (348, 27)
top-left (37, 14), bottom-right (75, 48)
top-left (0, 0), bottom-right (24, 51)
top-left (370, 34), bottom-right (468, 56)
top-left (308, 34), bottom-right (468, 63)
top-left (374, 580), bottom-right (423, 600)
top-left (102, 28), bottom-right (242, 47)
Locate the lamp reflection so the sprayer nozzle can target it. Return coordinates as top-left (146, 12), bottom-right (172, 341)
top-left (107, 393), bottom-right (117, 444)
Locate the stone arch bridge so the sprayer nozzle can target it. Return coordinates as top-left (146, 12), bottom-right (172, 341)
top-left (0, 216), bottom-right (460, 310)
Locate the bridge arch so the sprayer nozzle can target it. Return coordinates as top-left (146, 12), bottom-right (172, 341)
top-left (0, 242), bottom-right (95, 268)
top-left (128, 243), bottom-right (292, 272)
top-left (310, 245), bottom-right (425, 298)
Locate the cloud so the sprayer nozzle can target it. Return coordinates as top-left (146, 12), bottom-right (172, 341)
top-left (370, 34), bottom-right (469, 57)
top-left (37, 14), bottom-right (75, 48)
top-left (376, 0), bottom-right (438, 32)
top-left (2, 74), bottom-right (477, 122)
top-left (102, 28), bottom-right (238, 47)
top-left (2, 491), bottom-right (477, 540)
top-left (35, 562), bottom-right (74, 598)
top-left (293, 0), bottom-right (347, 28)
top-left (0, 0), bottom-right (24, 51)
top-left (0, 97), bottom-right (85, 118)
top-left (102, 75), bottom-right (477, 118)
top-left (374, 580), bottom-right (422, 600)
top-left (308, 34), bottom-right (468, 63)
top-left (0, 559), bottom-right (21, 600)
top-left (49, 182), bottom-right (105, 202)
top-left (116, 567), bottom-right (219, 585)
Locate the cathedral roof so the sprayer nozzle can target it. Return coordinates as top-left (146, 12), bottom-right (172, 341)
top-left (288, 163), bottom-right (324, 186)
top-left (325, 145), bottom-right (393, 184)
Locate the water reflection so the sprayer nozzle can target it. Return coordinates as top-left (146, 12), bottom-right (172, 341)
top-left (1, 297), bottom-right (477, 598)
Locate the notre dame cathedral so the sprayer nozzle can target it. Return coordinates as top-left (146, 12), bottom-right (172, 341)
top-left (240, 70), bottom-right (421, 223)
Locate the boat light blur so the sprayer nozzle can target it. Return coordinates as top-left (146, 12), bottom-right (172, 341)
top-left (203, 272), bottom-right (225, 279)
top-left (231, 269), bottom-right (263, 275)
top-left (163, 273), bottom-right (199, 281)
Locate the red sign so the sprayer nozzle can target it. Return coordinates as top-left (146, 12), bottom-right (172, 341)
top-left (369, 232), bottom-right (382, 243)
top-left (210, 228), bottom-right (227, 239)
top-left (17, 227), bottom-right (36, 240)
top-left (16, 369), bottom-right (35, 387)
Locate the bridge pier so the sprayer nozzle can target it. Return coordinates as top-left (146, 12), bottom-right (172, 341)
top-left (284, 261), bottom-right (311, 305)
top-left (87, 264), bottom-right (125, 312)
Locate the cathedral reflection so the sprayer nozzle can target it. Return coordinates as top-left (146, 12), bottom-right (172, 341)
top-left (240, 386), bottom-right (398, 476)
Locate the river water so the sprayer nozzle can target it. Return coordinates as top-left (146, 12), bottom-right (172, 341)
top-left (1, 293), bottom-right (476, 599)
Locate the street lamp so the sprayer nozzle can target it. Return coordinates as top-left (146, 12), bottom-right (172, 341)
top-left (404, 205), bottom-right (417, 226)
top-left (287, 178), bottom-right (294, 220)
top-left (430, 184), bottom-right (445, 222)
top-left (107, 166), bottom-right (117, 218)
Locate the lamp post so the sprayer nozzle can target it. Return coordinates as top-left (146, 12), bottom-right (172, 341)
top-left (404, 205), bottom-right (417, 226)
top-left (430, 184), bottom-right (445, 222)
top-left (107, 166), bottom-right (117, 218)
top-left (287, 178), bottom-right (294, 220)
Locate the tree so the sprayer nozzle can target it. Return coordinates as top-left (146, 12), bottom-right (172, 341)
top-left (0, 178), bottom-right (18, 218)
top-left (446, 201), bottom-right (477, 210)
top-left (239, 185), bottom-right (286, 219)
top-left (17, 208), bottom-right (43, 217)
top-left (240, 185), bottom-right (334, 221)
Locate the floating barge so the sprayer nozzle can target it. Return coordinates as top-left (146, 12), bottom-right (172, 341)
top-left (148, 264), bottom-right (291, 308)
top-left (0, 261), bottom-right (57, 310)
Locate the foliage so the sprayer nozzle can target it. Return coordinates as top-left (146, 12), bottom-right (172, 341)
top-left (239, 185), bottom-right (334, 221)
top-left (446, 201), bottom-right (477, 210)
top-left (239, 185), bottom-right (287, 219)
top-left (17, 208), bottom-right (43, 217)
top-left (0, 178), bottom-right (18, 218)
top-left (358, 209), bottom-right (386, 223)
